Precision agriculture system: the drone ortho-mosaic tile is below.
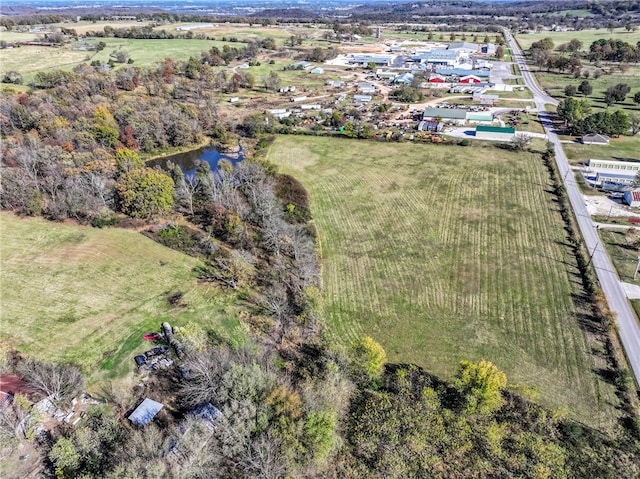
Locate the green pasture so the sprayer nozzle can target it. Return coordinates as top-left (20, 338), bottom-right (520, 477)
top-left (534, 69), bottom-right (640, 110)
top-left (515, 28), bottom-right (640, 51)
top-left (563, 136), bottom-right (640, 164)
top-left (267, 135), bottom-right (622, 430)
top-left (599, 229), bottom-right (640, 285)
top-left (0, 213), bottom-right (240, 384)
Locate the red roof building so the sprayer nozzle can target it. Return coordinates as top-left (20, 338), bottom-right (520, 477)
top-left (460, 75), bottom-right (482, 83)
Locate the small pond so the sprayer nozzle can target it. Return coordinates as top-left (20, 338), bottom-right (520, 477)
top-left (148, 144), bottom-right (243, 176)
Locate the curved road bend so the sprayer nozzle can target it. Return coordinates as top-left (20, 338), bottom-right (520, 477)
top-left (505, 31), bottom-right (640, 388)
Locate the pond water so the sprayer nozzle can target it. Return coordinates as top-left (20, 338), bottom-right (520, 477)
top-left (148, 144), bottom-right (243, 176)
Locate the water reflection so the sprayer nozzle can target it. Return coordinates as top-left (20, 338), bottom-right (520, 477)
top-left (148, 144), bottom-right (243, 176)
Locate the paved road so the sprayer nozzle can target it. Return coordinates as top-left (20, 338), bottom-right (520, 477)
top-left (505, 30), bottom-right (640, 387)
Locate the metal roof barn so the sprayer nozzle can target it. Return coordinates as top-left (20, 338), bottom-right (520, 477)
top-left (128, 398), bottom-right (164, 426)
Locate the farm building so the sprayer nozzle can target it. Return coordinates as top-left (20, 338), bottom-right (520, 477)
top-left (376, 70), bottom-right (397, 80)
top-left (358, 82), bottom-right (377, 94)
top-left (588, 159), bottom-right (640, 172)
top-left (428, 74), bottom-right (447, 83)
top-left (326, 80), bottom-right (345, 88)
top-left (423, 107), bottom-right (467, 125)
top-left (394, 72), bottom-right (414, 85)
top-left (473, 93), bottom-right (499, 105)
top-left (413, 50), bottom-right (461, 66)
top-left (128, 398), bottom-right (164, 426)
top-left (481, 44), bottom-right (497, 55)
top-left (354, 95), bottom-right (373, 102)
top-left (176, 24), bottom-right (213, 31)
top-left (582, 134), bottom-right (610, 145)
top-left (266, 109), bottom-right (291, 119)
top-left (290, 61), bottom-right (311, 70)
top-left (475, 125), bottom-right (515, 140)
top-left (350, 55), bottom-right (396, 66)
top-left (310, 67), bottom-right (324, 74)
top-left (448, 42), bottom-right (479, 55)
top-left (436, 68), bottom-right (490, 78)
top-left (583, 171), bottom-right (635, 191)
top-left (460, 75), bottom-right (482, 84)
top-left (467, 113), bottom-right (494, 124)
top-left (625, 190), bottom-right (640, 207)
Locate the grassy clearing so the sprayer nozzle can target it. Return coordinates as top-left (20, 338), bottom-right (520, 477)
top-left (515, 28), bottom-right (640, 51)
top-left (0, 45), bottom-right (90, 84)
top-left (0, 213), bottom-right (240, 386)
top-left (267, 135), bottom-right (621, 429)
top-left (534, 70), bottom-right (640, 109)
top-left (563, 136), bottom-right (640, 164)
top-left (599, 229), bottom-right (640, 284)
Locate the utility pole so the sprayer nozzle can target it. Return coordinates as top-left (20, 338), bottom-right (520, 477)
top-left (606, 205), bottom-right (613, 222)
top-left (634, 255), bottom-right (640, 281)
top-left (587, 243), bottom-right (598, 267)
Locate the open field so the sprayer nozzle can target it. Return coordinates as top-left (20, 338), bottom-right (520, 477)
top-left (563, 136), bottom-right (640, 164)
top-left (267, 135), bottom-right (621, 429)
top-left (599, 229), bottom-right (640, 285)
top-left (515, 28), bottom-right (640, 51)
top-left (534, 69), bottom-right (640, 110)
top-left (0, 45), bottom-right (90, 84)
top-left (0, 213), bottom-right (240, 385)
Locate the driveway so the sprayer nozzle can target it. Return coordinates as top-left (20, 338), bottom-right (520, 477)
top-left (490, 61), bottom-right (518, 85)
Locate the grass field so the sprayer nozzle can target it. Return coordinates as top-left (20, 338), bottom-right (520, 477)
top-left (599, 229), bottom-right (640, 284)
top-left (0, 213), bottom-right (241, 385)
top-left (563, 136), bottom-right (640, 164)
top-left (515, 28), bottom-right (640, 51)
top-left (267, 135), bottom-right (621, 429)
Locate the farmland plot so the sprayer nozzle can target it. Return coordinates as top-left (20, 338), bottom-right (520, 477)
top-left (0, 213), bottom-right (240, 383)
top-left (267, 136), bottom-right (621, 429)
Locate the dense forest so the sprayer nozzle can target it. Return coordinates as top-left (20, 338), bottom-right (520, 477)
top-left (1, 26), bottom-right (640, 479)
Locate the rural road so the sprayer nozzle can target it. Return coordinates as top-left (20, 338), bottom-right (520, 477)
top-left (505, 30), bottom-right (640, 388)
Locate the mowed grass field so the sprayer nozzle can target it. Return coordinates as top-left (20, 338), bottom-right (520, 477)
top-left (0, 213), bottom-right (240, 384)
top-left (515, 28), bottom-right (640, 50)
top-left (267, 136), bottom-right (621, 428)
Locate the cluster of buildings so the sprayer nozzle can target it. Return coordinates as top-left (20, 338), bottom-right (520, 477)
top-left (582, 159), bottom-right (640, 192)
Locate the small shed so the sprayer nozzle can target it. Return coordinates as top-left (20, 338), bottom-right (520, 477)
top-left (354, 95), bottom-right (372, 102)
top-left (128, 398), bottom-right (164, 426)
top-left (310, 67), bottom-right (324, 74)
top-left (582, 134), bottom-right (610, 145)
top-left (625, 191), bottom-right (640, 207)
top-left (475, 125), bottom-right (515, 141)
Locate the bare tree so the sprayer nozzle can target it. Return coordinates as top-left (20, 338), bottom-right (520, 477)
top-left (239, 430), bottom-right (288, 479)
top-left (511, 133), bottom-right (532, 151)
top-left (16, 359), bottom-right (84, 404)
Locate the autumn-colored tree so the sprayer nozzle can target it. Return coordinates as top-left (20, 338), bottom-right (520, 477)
top-left (92, 105), bottom-right (119, 148)
top-left (349, 336), bottom-right (387, 386)
top-left (116, 167), bottom-right (174, 218)
top-left (454, 359), bottom-right (507, 414)
top-left (114, 147), bottom-right (143, 174)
